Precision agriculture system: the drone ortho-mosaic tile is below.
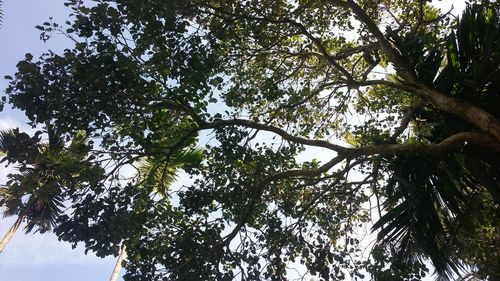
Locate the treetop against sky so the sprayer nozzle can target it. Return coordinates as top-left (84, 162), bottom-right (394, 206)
top-left (0, 0), bottom-right (498, 281)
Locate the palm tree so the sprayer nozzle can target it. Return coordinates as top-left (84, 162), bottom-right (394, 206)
top-left (109, 244), bottom-right (127, 281)
top-left (108, 148), bottom-right (204, 281)
top-left (0, 127), bottom-right (89, 253)
top-left (372, 4), bottom-right (500, 279)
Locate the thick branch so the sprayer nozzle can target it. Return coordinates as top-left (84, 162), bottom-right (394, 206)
top-left (334, 43), bottom-right (379, 60)
top-left (416, 85), bottom-right (500, 142)
top-left (340, 0), bottom-right (417, 81)
top-left (150, 101), bottom-right (499, 157)
top-left (206, 120), bottom-right (500, 155)
top-left (355, 132), bottom-right (500, 156)
top-left (218, 132), bottom-right (496, 247)
top-left (217, 130), bottom-right (498, 246)
top-left (339, 0), bottom-right (500, 142)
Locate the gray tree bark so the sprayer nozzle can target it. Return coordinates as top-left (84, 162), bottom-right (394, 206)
top-left (0, 215), bottom-right (24, 254)
top-left (109, 244), bottom-right (127, 281)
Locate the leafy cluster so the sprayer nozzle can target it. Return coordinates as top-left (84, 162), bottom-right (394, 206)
top-left (1, 1), bottom-right (499, 280)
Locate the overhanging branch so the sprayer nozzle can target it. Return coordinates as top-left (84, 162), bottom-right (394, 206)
top-left (203, 118), bottom-right (350, 152)
top-left (355, 132), bottom-right (500, 156)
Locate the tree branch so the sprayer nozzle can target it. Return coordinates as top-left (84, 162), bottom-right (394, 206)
top-left (199, 3), bottom-right (355, 81)
top-left (203, 119), bottom-right (350, 152)
top-left (218, 131), bottom-right (499, 247)
top-left (221, 155), bottom-right (347, 246)
top-left (390, 99), bottom-right (426, 140)
top-left (283, 19), bottom-right (354, 81)
top-left (355, 132), bottom-right (500, 156)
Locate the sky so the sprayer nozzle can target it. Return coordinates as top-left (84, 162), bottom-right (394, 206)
top-left (0, 1), bottom-right (119, 281)
top-left (0, 1), bottom-right (466, 281)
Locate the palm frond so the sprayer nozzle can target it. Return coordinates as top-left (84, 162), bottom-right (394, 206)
top-left (24, 191), bottom-right (65, 233)
top-left (0, 186), bottom-right (24, 217)
top-left (0, 129), bottom-right (16, 152)
top-left (46, 123), bottom-right (65, 151)
top-left (68, 130), bottom-right (89, 159)
top-left (137, 148), bottom-right (204, 197)
top-left (174, 148), bottom-right (204, 165)
top-left (138, 157), bottom-right (178, 197)
top-left (0, 127), bottom-right (88, 234)
top-left (374, 154), bottom-right (468, 278)
top-left (373, 5), bottom-right (500, 279)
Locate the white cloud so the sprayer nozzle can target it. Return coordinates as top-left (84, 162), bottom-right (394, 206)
top-left (0, 116), bottom-right (38, 135)
top-left (0, 216), bottom-right (115, 266)
top-left (0, 117), bottom-right (22, 131)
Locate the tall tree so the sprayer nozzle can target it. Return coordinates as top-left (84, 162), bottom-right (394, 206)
top-left (372, 5), bottom-right (500, 278)
top-left (109, 244), bottom-right (126, 281)
top-left (0, 127), bottom-right (100, 253)
top-left (2, 0), bottom-right (499, 280)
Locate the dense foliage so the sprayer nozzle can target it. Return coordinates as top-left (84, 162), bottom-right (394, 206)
top-left (1, 0), bottom-right (499, 280)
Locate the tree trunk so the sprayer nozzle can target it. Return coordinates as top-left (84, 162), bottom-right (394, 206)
top-left (109, 244), bottom-right (127, 281)
top-left (0, 215), bottom-right (24, 254)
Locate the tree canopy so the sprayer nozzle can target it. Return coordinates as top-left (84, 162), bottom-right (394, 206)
top-left (1, 0), bottom-right (499, 280)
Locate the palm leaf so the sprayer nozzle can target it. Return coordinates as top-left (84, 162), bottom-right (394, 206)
top-left (137, 148), bottom-right (203, 197)
top-left (374, 154), bottom-right (468, 278)
top-left (138, 157), bottom-right (178, 197)
top-left (374, 7), bottom-right (500, 278)
top-left (0, 126), bottom-right (91, 234)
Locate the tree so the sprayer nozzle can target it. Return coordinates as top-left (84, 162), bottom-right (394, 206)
top-left (108, 148), bottom-right (204, 281)
top-left (0, 126), bottom-right (99, 253)
top-left (372, 5), bottom-right (500, 278)
top-left (2, 0), bottom-right (499, 280)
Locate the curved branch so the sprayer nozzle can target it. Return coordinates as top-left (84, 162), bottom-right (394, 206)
top-left (203, 119), bottom-right (350, 152)
top-left (339, 0), bottom-right (417, 81)
top-left (149, 96), bottom-right (499, 161)
top-left (148, 100), bottom-right (499, 157)
top-left (222, 155), bottom-right (347, 246)
top-left (416, 85), bottom-right (500, 142)
top-left (203, 121), bottom-right (500, 157)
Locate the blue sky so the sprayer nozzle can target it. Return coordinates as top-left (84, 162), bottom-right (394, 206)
top-left (0, 1), bottom-right (119, 281)
top-left (0, 1), bottom-right (466, 281)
